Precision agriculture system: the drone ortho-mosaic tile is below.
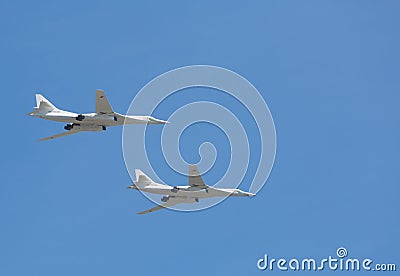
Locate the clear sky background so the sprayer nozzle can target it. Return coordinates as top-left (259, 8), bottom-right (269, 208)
top-left (1, 1), bottom-right (399, 275)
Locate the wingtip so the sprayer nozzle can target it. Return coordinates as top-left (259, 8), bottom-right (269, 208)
top-left (137, 211), bottom-right (148, 215)
top-left (38, 134), bottom-right (58, 142)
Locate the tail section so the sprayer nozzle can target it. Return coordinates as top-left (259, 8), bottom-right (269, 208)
top-left (37, 94), bottom-right (58, 111)
top-left (28, 94), bottom-right (58, 115)
top-left (95, 89), bottom-right (114, 114)
top-left (135, 169), bottom-right (154, 186)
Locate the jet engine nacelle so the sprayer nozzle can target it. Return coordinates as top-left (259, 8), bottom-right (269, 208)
top-left (76, 114), bottom-right (85, 121)
top-left (64, 123), bottom-right (105, 132)
top-left (161, 196), bottom-right (169, 202)
top-left (64, 123), bottom-right (73, 130)
top-left (163, 196), bottom-right (199, 204)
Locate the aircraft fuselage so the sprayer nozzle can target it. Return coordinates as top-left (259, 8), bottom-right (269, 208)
top-left (34, 111), bottom-right (165, 127)
top-left (130, 183), bottom-right (255, 200)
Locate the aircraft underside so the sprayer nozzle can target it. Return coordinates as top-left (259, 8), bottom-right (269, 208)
top-left (138, 186), bottom-right (231, 199)
top-left (40, 114), bottom-right (121, 126)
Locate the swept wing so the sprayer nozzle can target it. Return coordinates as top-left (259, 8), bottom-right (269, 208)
top-left (137, 200), bottom-right (180, 215)
top-left (39, 130), bottom-right (82, 141)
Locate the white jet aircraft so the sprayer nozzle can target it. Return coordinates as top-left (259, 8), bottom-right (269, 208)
top-left (28, 89), bottom-right (168, 141)
top-left (129, 165), bottom-right (256, 214)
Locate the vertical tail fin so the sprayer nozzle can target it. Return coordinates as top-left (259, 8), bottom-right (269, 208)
top-left (36, 94), bottom-right (58, 111)
top-left (135, 169), bottom-right (154, 185)
top-left (28, 94), bottom-right (58, 115)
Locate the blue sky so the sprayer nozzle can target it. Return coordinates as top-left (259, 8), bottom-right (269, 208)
top-left (1, 1), bottom-right (399, 275)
